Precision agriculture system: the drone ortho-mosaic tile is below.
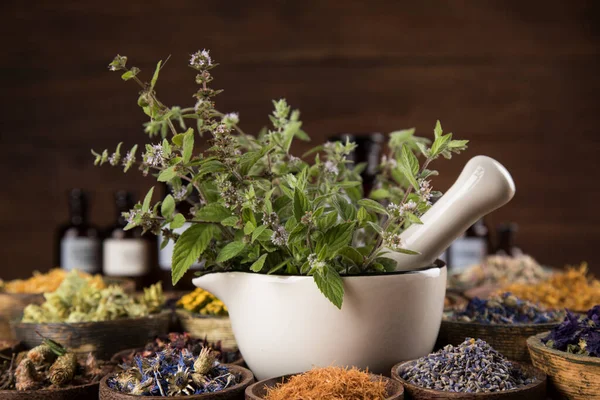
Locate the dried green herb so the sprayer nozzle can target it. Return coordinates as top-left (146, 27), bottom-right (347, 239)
top-left (22, 271), bottom-right (164, 323)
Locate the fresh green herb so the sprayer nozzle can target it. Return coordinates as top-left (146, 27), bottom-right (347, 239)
top-left (94, 50), bottom-right (468, 308)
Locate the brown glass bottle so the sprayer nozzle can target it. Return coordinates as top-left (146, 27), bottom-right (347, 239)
top-left (328, 133), bottom-right (384, 196)
top-left (103, 191), bottom-right (155, 290)
top-left (495, 222), bottom-right (520, 256)
top-left (56, 189), bottom-right (102, 273)
top-left (446, 218), bottom-right (491, 272)
top-left (156, 185), bottom-right (202, 290)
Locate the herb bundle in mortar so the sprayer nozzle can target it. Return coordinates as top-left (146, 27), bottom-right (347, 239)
top-left (399, 338), bottom-right (536, 393)
top-left (93, 50), bottom-right (469, 308)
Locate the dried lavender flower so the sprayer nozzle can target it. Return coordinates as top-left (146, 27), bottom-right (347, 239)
top-left (400, 338), bottom-right (535, 393)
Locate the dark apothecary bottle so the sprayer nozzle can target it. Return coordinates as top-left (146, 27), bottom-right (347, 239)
top-left (103, 191), bottom-right (155, 289)
top-left (56, 189), bottom-right (102, 273)
top-left (156, 185), bottom-right (202, 290)
top-left (328, 133), bottom-right (384, 196)
top-left (495, 222), bottom-right (521, 256)
top-left (446, 218), bottom-right (491, 272)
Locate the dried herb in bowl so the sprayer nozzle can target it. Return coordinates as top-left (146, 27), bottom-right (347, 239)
top-left (108, 347), bottom-right (239, 396)
top-left (445, 292), bottom-right (564, 324)
top-left (0, 338), bottom-right (110, 391)
top-left (264, 366), bottom-right (387, 400)
top-left (115, 333), bottom-right (240, 365)
top-left (21, 271), bottom-right (164, 323)
top-left (177, 289), bottom-right (227, 316)
top-left (542, 306), bottom-right (600, 356)
top-left (399, 338), bottom-right (536, 393)
top-left (499, 262), bottom-right (600, 311)
top-left (0, 268), bottom-right (105, 294)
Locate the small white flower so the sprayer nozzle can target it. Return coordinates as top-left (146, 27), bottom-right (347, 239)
top-left (173, 187), bottom-right (187, 201)
top-left (324, 160), bottom-right (339, 176)
top-left (270, 225), bottom-right (289, 246)
top-left (222, 112), bottom-right (239, 125)
top-left (194, 99), bottom-right (204, 113)
top-left (382, 232), bottom-right (403, 251)
top-left (307, 253), bottom-right (325, 270)
top-left (418, 179), bottom-right (432, 204)
top-left (189, 49), bottom-right (213, 69)
top-left (144, 144), bottom-right (165, 167)
top-left (122, 151), bottom-right (135, 166)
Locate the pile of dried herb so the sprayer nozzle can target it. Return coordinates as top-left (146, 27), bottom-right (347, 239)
top-left (0, 268), bottom-right (105, 294)
top-left (500, 263), bottom-right (600, 311)
top-left (108, 347), bottom-right (239, 396)
top-left (449, 255), bottom-right (549, 289)
top-left (21, 271), bottom-right (164, 323)
top-left (264, 366), bottom-right (387, 400)
top-left (114, 333), bottom-right (241, 365)
top-left (399, 338), bottom-right (536, 393)
top-left (177, 289), bottom-right (228, 316)
top-left (542, 306), bottom-right (600, 356)
top-left (445, 292), bottom-right (564, 324)
top-left (0, 338), bottom-right (109, 391)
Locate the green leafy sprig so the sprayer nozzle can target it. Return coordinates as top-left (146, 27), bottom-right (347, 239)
top-left (93, 50), bottom-right (468, 308)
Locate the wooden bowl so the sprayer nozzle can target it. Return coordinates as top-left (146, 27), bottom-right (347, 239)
top-left (0, 277), bottom-right (135, 340)
top-left (527, 332), bottom-right (600, 399)
top-left (99, 364), bottom-right (254, 400)
top-left (110, 346), bottom-right (244, 367)
top-left (245, 373), bottom-right (404, 400)
top-left (436, 320), bottom-right (559, 362)
top-left (11, 310), bottom-right (170, 360)
top-left (0, 339), bottom-right (22, 357)
top-left (391, 360), bottom-right (546, 399)
top-left (176, 310), bottom-right (237, 349)
top-left (0, 379), bottom-right (101, 400)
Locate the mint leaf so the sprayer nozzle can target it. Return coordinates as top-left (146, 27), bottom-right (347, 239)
top-left (172, 224), bottom-right (218, 285)
top-left (195, 203), bottom-right (232, 222)
top-left (337, 246), bottom-right (364, 266)
top-left (369, 188), bottom-right (390, 200)
top-left (357, 199), bottom-right (388, 215)
top-left (221, 216), bottom-right (239, 227)
top-left (216, 241), bottom-right (246, 262)
top-left (141, 187), bottom-right (154, 212)
top-left (251, 225), bottom-right (267, 242)
top-left (430, 133), bottom-right (452, 159)
top-left (434, 120), bottom-right (443, 139)
top-left (161, 194), bottom-right (175, 218)
top-left (293, 188), bottom-right (309, 221)
top-left (183, 128), bottom-right (194, 163)
top-left (249, 254), bottom-right (268, 272)
top-left (150, 60), bottom-right (162, 90)
top-left (158, 166), bottom-right (177, 182)
top-left (400, 144), bottom-right (420, 176)
top-left (170, 213), bottom-right (186, 229)
top-left (319, 222), bottom-right (355, 255)
top-left (313, 264), bottom-right (344, 309)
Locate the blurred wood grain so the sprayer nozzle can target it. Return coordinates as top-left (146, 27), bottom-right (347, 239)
top-left (0, 0), bottom-right (598, 280)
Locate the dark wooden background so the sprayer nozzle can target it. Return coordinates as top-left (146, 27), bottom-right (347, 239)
top-left (1, 0), bottom-right (599, 280)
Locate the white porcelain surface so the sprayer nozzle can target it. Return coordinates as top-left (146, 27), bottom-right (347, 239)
top-left (193, 265), bottom-right (446, 380)
top-left (387, 155), bottom-right (516, 271)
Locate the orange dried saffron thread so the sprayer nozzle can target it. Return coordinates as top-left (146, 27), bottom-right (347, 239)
top-left (264, 366), bottom-right (387, 400)
top-left (499, 263), bottom-right (600, 311)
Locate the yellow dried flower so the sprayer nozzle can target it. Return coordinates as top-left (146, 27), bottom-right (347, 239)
top-left (499, 263), bottom-right (600, 311)
top-left (177, 288), bottom-right (228, 316)
top-left (1, 268), bottom-right (105, 294)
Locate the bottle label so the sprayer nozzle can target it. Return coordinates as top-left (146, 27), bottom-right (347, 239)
top-left (60, 237), bottom-right (101, 273)
top-left (103, 239), bottom-right (149, 276)
top-left (450, 237), bottom-right (486, 272)
top-left (158, 223), bottom-right (204, 271)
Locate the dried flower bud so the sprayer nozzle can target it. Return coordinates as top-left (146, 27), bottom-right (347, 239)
top-left (49, 352), bottom-right (77, 386)
top-left (194, 347), bottom-right (217, 375)
top-left (15, 358), bottom-right (40, 391)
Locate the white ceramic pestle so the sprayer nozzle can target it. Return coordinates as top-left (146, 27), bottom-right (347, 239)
top-left (386, 155), bottom-right (516, 271)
